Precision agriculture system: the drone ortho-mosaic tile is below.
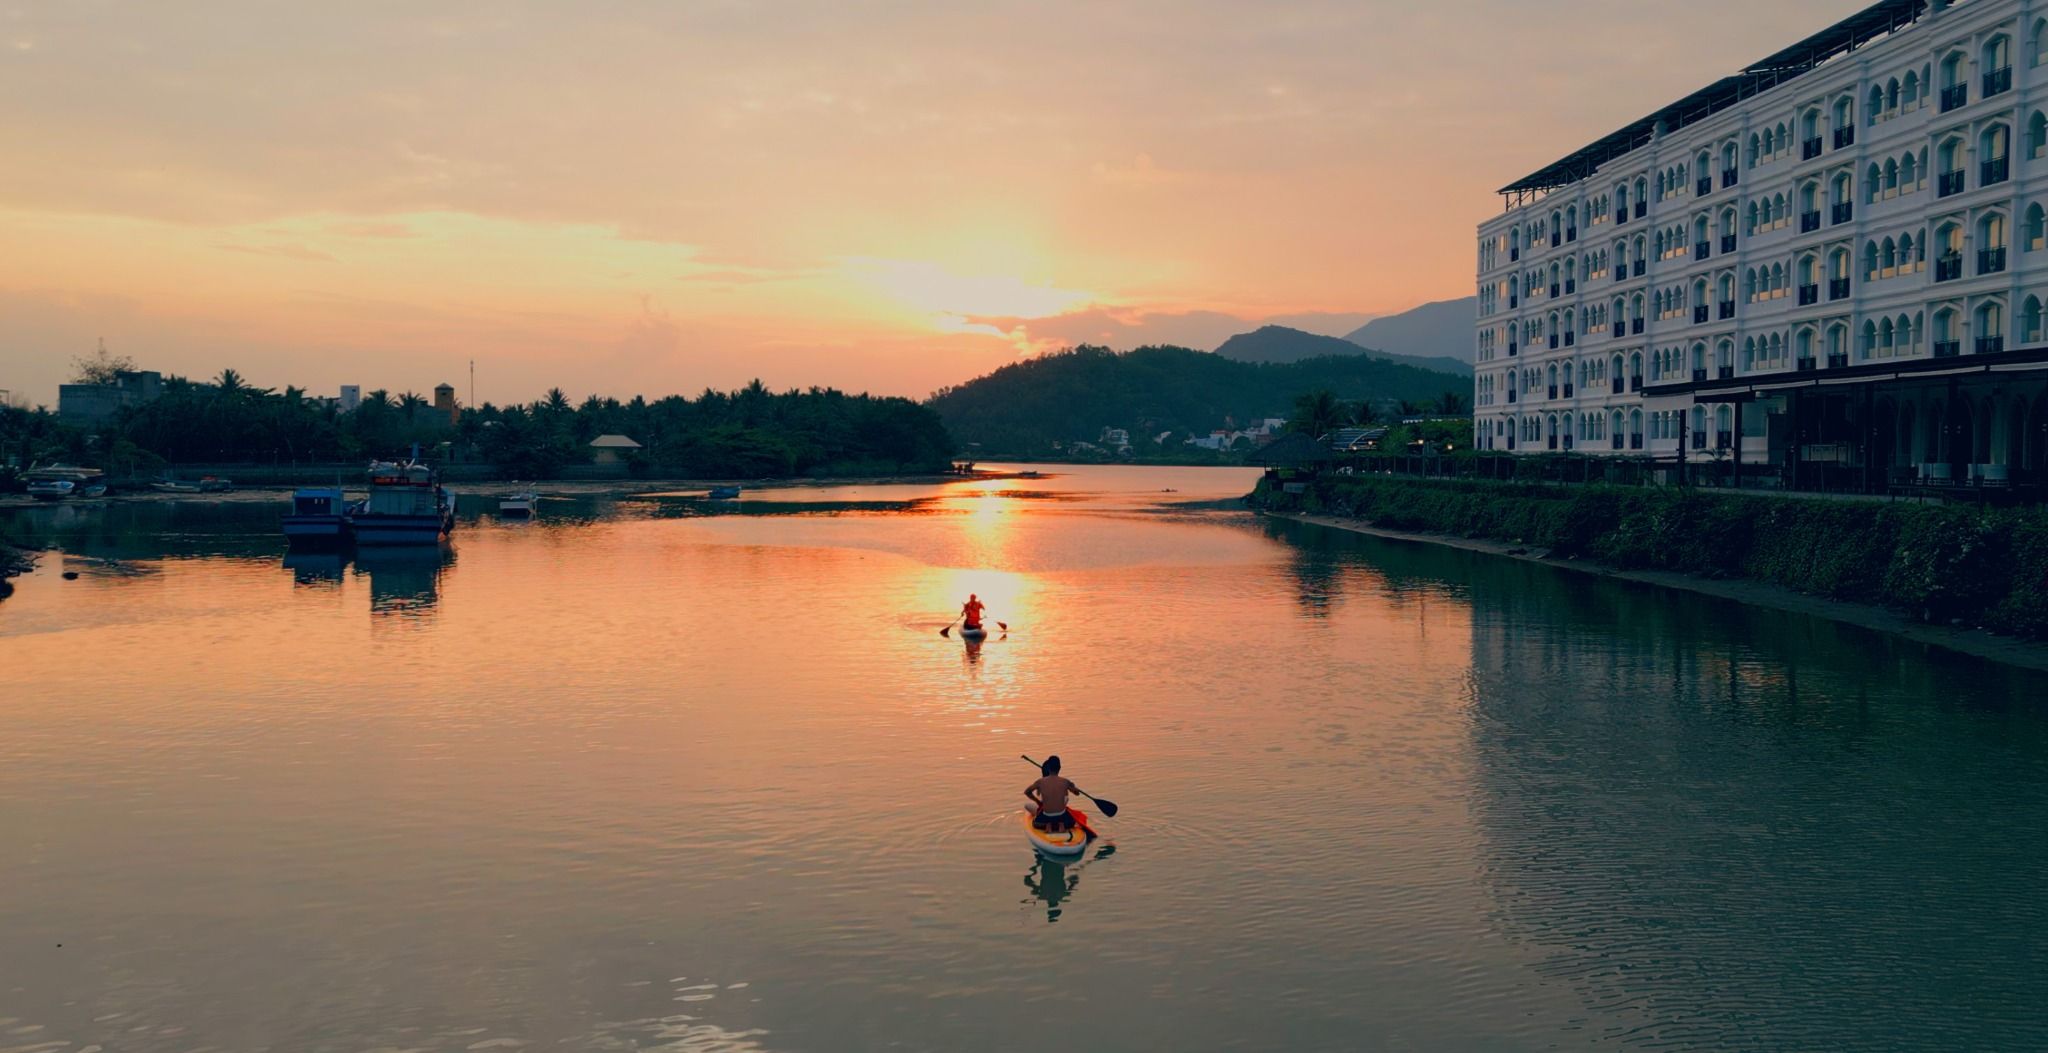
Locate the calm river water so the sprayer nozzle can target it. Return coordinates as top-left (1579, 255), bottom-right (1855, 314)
top-left (2, 465), bottom-right (2043, 1052)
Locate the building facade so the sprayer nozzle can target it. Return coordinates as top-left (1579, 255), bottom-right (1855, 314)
top-left (1476, 0), bottom-right (2048, 490)
top-left (58, 370), bottom-right (164, 426)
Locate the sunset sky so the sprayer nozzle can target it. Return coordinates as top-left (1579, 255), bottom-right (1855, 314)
top-left (0, 0), bottom-right (1870, 408)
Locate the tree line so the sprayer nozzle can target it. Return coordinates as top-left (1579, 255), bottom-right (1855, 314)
top-left (2, 352), bottom-right (955, 480)
top-left (928, 344), bottom-right (1468, 457)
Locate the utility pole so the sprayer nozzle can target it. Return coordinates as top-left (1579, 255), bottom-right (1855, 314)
top-left (469, 359), bottom-right (475, 412)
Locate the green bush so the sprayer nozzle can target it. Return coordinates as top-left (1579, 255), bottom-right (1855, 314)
top-left (1250, 474), bottom-right (2048, 640)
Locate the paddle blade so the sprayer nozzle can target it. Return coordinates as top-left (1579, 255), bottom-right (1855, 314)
top-left (997, 621), bottom-right (1009, 631)
top-left (1092, 797), bottom-right (1119, 818)
top-left (939, 626), bottom-right (952, 637)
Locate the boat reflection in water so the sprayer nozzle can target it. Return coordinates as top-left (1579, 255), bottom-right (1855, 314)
top-left (353, 546), bottom-right (454, 619)
top-left (280, 549), bottom-right (347, 588)
top-left (1022, 842), bottom-right (1115, 925)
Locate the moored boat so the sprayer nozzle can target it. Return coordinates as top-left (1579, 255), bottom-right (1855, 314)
top-left (350, 458), bottom-right (455, 545)
top-left (25, 465), bottom-right (106, 501)
top-left (707, 484), bottom-right (742, 500)
top-left (282, 488), bottom-right (354, 544)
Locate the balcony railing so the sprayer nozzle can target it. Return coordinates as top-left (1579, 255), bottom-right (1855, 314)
top-left (1803, 136), bottom-right (1823, 160)
top-left (1696, 177), bottom-right (1712, 197)
top-left (1796, 357), bottom-right (1817, 372)
top-left (1565, 279), bottom-right (1575, 294)
top-left (1550, 283), bottom-right (1560, 298)
top-left (1548, 385), bottom-right (1558, 400)
top-left (1829, 277), bottom-right (1850, 300)
top-left (1507, 389), bottom-right (1517, 402)
top-left (1984, 66), bottom-right (2012, 98)
top-left (1630, 375), bottom-right (1643, 392)
top-left (1935, 253), bottom-right (1963, 282)
top-left (1694, 241), bottom-right (1710, 260)
top-left (1933, 339), bottom-right (1961, 358)
top-left (1718, 300), bottom-right (1735, 319)
top-left (1827, 352), bottom-right (1849, 369)
top-left (1510, 247), bottom-right (1519, 261)
top-left (1939, 170), bottom-right (1966, 197)
top-left (1832, 202), bottom-right (1853, 225)
top-left (1632, 259), bottom-right (1646, 277)
top-left (1718, 366), bottom-right (1735, 380)
top-left (1566, 227), bottom-right (1578, 242)
top-left (1615, 208), bottom-right (1628, 225)
top-left (1507, 342), bottom-right (1517, 356)
top-left (1722, 168), bottom-right (1738, 189)
top-left (1801, 210), bottom-right (1821, 233)
top-left (1551, 231), bottom-right (1561, 248)
top-left (1982, 155), bottom-right (2009, 186)
top-left (1615, 269), bottom-right (1628, 285)
top-left (1630, 434), bottom-right (1644, 450)
top-left (1717, 430), bottom-right (1733, 449)
top-left (1562, 384), bottom-right (1573, 398)
top-left (1564, 331), bottom-right (1575, 346)
top-left (1611, 379), bottom-right (1624, 395)
top-left (1978, 336), bottom-right (2005, 355)
top-left (1941, 83), bottom-right (1967, 112)
top-left (1980, 246), bottom-right (2007, 274)
top-left (1834, 125), bottom-right (1854, 149)
top-left (1692, 431), bottom-right (1707, 449)
top-left (1631, 318), bottom-right (1644, 335)
top-left (1611, 435), bottom-right (1624, 451)
top-left (1612, 322), bottom-right (1625, 338)
top-left (1798, 284), bottom-right (1819, 305)
top-left (1634, 201), bottom-right (1646, 219)
top-left (1693, 304), bottom-right (1709, 324)
top-left (1690, 368), bottom-right (1707, 383)
top-left (1562, 435), bottom-right (1573, 450)
top-left (1720, 233), bottom-right (1736, 253)
top-left (1548, 435), bottom-right (1558, 450)
top-left (1549, 334), bottom-right (1559, 349)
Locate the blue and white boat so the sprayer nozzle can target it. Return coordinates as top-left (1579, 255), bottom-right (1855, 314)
top-left (25, 465), bottom-right (105, 500)
top-left (281, 488), bottom-right (354, 544)
top-left (350, 459), bottom-right (455, 546)
top-left (707, 484), bottom-right (742, 500)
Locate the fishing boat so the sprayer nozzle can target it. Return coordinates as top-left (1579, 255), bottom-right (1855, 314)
top-left (281, 488), bottom-right (355, 544)
top-left (707, 484), bottom-right (742, 500)
top-left (350, 457), bottom-right (455, 546)
top-left (499, 488), bottom-right (538, 517)
top-left (151, 474), bottom-right (231, 494)
top-left (25, 465), bottom-right (106, 501)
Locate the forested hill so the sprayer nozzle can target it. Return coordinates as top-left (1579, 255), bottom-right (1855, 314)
top-left (927, 344), bottom-right (1465, 456)
top-left (1214, 324), bottom-right (1472, 375)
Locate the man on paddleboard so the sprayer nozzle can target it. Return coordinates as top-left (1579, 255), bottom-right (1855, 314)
top-left (960, 594), bottom-right (986, 632)
top-left (1025, 755), bottom-right (1077, 832)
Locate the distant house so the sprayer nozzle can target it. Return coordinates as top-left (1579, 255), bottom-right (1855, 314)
top-left (59, 370), bottom-right (163, 426)
top-left (433, 383), bottom-right (460, 425)
top-left (1099, 427), bottom-right (1131, 449)
top-left (589, 434), bottom-right (643, 465)
top-left (1328, 427), bottom-right (1389, 452)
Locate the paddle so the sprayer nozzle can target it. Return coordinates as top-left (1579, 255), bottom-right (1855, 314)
top-left (939, 615), bottom-right (961, 638)
top-left (1021, 754), bottom-right (1119, 818)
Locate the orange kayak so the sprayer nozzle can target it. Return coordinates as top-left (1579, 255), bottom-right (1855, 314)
top-left (1022, 808), bottom-right (1093, 857)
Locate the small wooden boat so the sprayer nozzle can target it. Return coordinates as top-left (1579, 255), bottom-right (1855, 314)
top-left (499, 489), bottom-right (538, 517)
top-left (282, 488), bottom-right (353, 544)
top-left (707, 485), bottom-right (741, 500)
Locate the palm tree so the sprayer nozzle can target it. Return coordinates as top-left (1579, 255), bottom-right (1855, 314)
top-left (1354, 401), bottom-right (1382, 426)
top-left (544, 387), bottom-right (572, 415)
top-left (1288, 389), bottom-right (1346, 439)
top-left (215, 368), bottom-right (246, 396)
top-left (1436, 390), bottom-right (1469, 416)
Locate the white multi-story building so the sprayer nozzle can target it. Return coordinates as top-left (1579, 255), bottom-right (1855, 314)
top-left (1476, 0), bottom-right (2048, 490)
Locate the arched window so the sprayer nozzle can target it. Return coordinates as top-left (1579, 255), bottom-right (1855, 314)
top-left (1832, 96), bottom-right (1854, 132)
top-left (1985, 35), bottom-right (2012, 79)
top-left (2032, 18), bottom-right (2048, 68)
top-left (1796, 328), bottom-right (1814, 363)
top-left (1977, 301), bottom-right (2006, 354)
top-left (1865, 162), bottom-right (1883, 203)
top-left (1983, 124), bottom-right (2012, 185)
top-left (1903, 69), bottom-right (1921, 107)
top-left (1864, 241), bottom-right (1881, 278)
top-left (1902, 149), bottom-right (1919, 187)
top-left (1748, 132), bottom-right (1762, 167)
top-left (1941, 51), bottom-right (1968, 94)
top-left (1863, 320), bottom-right (1879, 357)
top-left (2025, 296), bottom-right (2044, 343)
top-left (2028, 204), bottom-right (2046, 252)
top-left (1867, 84), bottom-right (1885, 124)
top-left (1721, 142), bottom-right (1737, 179)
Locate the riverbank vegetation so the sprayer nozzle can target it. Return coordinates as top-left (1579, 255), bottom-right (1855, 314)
top-left (1250, 474), bottom-right (2048, 639)
top-left (0, 534), bottom-right (34, 599)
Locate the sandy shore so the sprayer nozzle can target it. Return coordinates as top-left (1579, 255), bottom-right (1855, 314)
top-left (1271, 511), bottom-right (2048, 673)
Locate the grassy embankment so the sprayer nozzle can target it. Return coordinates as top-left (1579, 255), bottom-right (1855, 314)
top-left (1250, 474), bottom-right (2048, 639)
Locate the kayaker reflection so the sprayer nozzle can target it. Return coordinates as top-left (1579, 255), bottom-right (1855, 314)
top-left (1025, 856), bottom-right (1078, 923)
top-left (1024, 755), bottom-right (1077, 833)
top-left (960, 594), bottom-right (986, 632)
